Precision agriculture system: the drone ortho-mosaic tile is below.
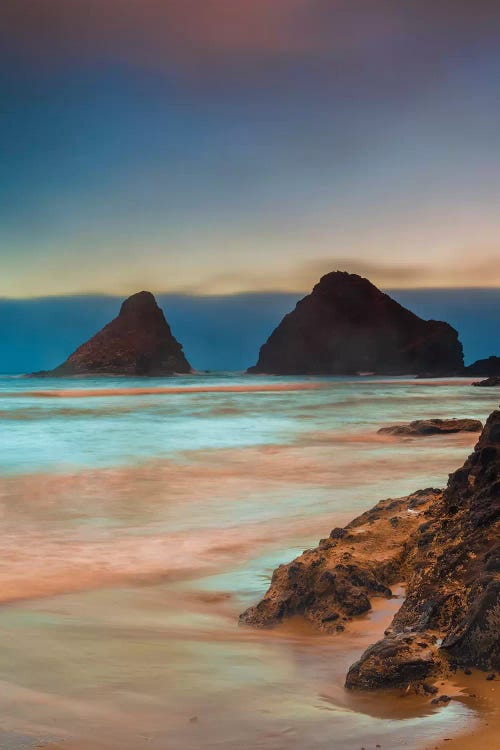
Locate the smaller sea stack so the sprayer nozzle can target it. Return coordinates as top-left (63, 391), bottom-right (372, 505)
top-left (40, 291), bottom-right (191, 376)
top-left (474, 376), bottom-right (500, 387)
top-left (465, 355), bottom-right (500, 377)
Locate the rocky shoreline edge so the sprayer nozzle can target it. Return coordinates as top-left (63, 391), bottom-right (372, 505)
top-left (240, 409), bottom-right (499, 694)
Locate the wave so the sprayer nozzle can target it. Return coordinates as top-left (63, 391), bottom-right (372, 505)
top-left (0, 428), bottom-right (479, 605)
top-left (7, 383), bottom-right (325, 399)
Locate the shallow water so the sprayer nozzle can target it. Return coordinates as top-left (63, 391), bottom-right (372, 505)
top-left (0, 374), bottom-right (497, 749)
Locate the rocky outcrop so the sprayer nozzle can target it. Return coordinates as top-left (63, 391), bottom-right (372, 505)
top-left (474, 376), bottom-right (500, 387)
top-left (248, 272), bottom-right (464, 376)
top-left (345, 635), bottom-right (440, 690)
top-left (239, 489), bottom-right (441, 631)
top-left (37, 291), bottom-right (191, 376)
top-left (378, 418), bottom-right (482, 437)
top-left (348, 410), bottom-right (500, 688)
top-left (465, 355), bottom-right (500, 377)
top-left (241, 411), bottom-right (500, 690)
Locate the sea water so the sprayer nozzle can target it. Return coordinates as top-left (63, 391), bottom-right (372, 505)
top-left (0, 374), bottom-right (497, 749)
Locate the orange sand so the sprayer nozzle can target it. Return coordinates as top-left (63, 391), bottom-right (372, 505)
top-left (422, 673), bottom-right (500, 750)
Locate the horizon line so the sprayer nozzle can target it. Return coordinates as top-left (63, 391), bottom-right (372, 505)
top-left (2, 284), bottom-right (500, 302)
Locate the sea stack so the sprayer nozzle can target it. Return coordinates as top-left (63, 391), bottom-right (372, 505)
top-left (474, 376), bottom-right (500, 387)
top-left (42, 291), bottom-right (191, 376)
top-left (248, 271), bottom-right (464, 376)
top-left (464, 355), bottom-right (500, 377)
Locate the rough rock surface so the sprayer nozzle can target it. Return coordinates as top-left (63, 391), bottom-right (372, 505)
top-left (465, 356), bottom-right (500, 377)
top-left (474, 376), bottom-right (500, 387)
top-left (248, 272), bottom-right (464, 376)
top-left (241, 411), bottom-right (500, 690)
top-left (239, 488), bottom-right (441, 631)
top-left (345, 635), bottom-right (440, 689)
top-left (38, 291), bottom-right (191, 376)
top-left (378, 418), bottom-right (483, 437)
top-left (348, 411), bottom-right (500, 688)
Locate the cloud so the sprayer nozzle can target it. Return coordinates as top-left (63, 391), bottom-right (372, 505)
top-left (302, 254), bottom-right (500, 291)
top-left (294, 258), bottom-right (433, 289)
top-left (175, 253), bottom-right (500, 296)
top-left (4, 1), bottom-right (500, 84)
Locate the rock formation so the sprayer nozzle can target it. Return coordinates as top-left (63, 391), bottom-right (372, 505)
top-left (248, 272), bottom-right (464, 376)
top-left (39, 291), bottom-right (191, 376)
top-left (378, 418), bottom-right (482, 437)
top-left (241, 410), bottom-right (500, 689)
top-left (465, 355), bottom-right (500, 377)
top-left (239, 488), bottom-right (441, 632)
top-left (473, 376), bottom-right (500, 388)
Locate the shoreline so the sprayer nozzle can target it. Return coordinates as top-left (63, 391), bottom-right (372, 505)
top-left (32, 601), bottom-right (498, 750)
top-left (240, 409), bottom-right (500, 745)
top-left (423, 671), bottom-right (499, 750)
top-left (32, 654), bottom-right (500, 750)
top-left (1, 388), bottom-right (496, 750)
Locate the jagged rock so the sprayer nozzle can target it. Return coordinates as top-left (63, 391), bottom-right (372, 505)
top-left (239, 489), bottom-right (441, 632)
top-left (345, 634), bottom-right (440, 689)
top-left (347, 410), bottom-right (500, 688)
top-left (441, 580), bottom-right (500, 666)
top-left (378, 419), bottom-right (482, 437)
top-left (35, 291), bottom-right (191, 376)
top-left (473, 376), bottom-right (500, 387)
top-left (241, 411), bottom-right (500, 690)
top-left (248, 272), bottom-right (464, 376)
top-left (465, 356), bottom-right (500, 377)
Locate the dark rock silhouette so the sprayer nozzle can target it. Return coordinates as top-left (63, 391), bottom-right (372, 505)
top-left (241, 410), bottom-right (500, 689)
top-left (465, 356), bottom-right (500, 377)
top-left (248, 272), bottom-right (464, 375)
top-left (378, 418), bottom-right (482, 437)
top-left (38, 291), bottom-right (191, 376)
top-left (474, 376), bottom-right (500, 387)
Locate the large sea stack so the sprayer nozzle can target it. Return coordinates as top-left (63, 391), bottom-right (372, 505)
top-left (241, 409), bottom-right (500, 688)
top-left (41, 291), bottom-right (191, 376)
top-left (248, 272), bottom-right (464, 376)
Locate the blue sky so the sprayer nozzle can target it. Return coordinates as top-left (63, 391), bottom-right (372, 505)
top-left (2, 2), bottom-right (500, 297)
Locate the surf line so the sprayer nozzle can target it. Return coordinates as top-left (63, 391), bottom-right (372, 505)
top-left (11, 383), bottom-right (326, 399)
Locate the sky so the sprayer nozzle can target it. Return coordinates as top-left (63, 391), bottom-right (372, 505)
top-left (2, 1), bottom-right (500, 298)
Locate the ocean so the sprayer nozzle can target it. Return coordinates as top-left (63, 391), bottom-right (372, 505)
top-left (0, 374), bottom-right (498, 749)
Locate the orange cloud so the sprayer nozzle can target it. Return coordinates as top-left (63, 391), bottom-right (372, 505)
top-left (176, 254), bottom-right (500, 295)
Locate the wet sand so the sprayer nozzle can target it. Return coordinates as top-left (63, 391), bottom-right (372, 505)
top-left (0, 577), bottom-right (483, 750)
top-left (423, 673), bottom-right (500, 750)
top-left (9, 589), bottom-right (463, 750)
top-left (33, 687), bottom-right (500, 750)
top-left (29, 620), bottom-right (500, 750)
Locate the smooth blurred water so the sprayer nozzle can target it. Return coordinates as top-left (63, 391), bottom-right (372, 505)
top-left (1, 373), bottom-right (497, 475)
top-left (0, 374), bottom-right (497, 750)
